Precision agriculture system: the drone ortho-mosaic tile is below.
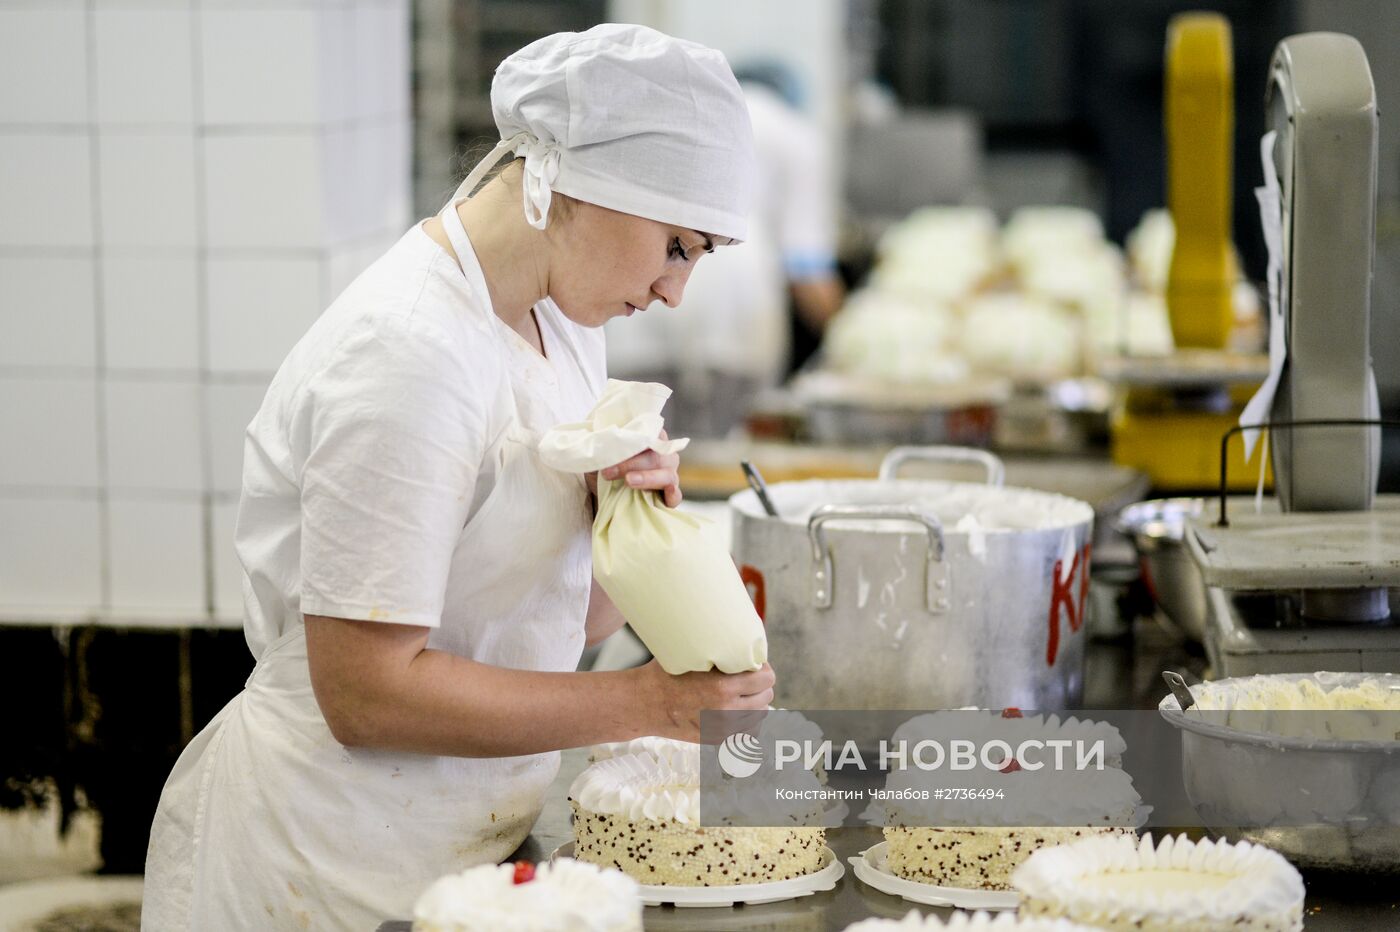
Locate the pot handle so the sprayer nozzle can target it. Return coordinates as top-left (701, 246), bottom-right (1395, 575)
top-left (878, 446), bottom-right (1005, 487)
top-left (807, 505), bottom-right (950, 613)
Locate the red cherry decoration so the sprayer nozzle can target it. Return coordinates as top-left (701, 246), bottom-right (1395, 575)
top-left (1001, 707), bottom-right (1023, 718)
top-left (512, 861), bottom-right (536, 884)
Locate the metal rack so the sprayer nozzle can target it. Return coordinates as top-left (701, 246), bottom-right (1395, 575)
top-left (411, 0), bottom-right (606, 216)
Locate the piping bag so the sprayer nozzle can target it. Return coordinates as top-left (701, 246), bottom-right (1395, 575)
top-left (540, 380), bottom-right (767, 674)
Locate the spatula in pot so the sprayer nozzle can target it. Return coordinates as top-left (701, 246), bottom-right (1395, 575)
top-left (1162, 670), bottom-right (1198, 711)
top-left (740, 460), bottom-right (779, 518)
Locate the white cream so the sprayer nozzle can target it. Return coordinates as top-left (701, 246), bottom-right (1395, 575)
top-left (1193, 676), bottom-right (1400, 712)
top-left (1011, 833), bottom-right (1305, 931)
top-left (888, 711), bottom-right (1130, 764)
top-left (588, 736), bottom-right (696, 765)
top-left (955, 513), bottom-right (988, 559)
top-left (569, 750), bottom-right (701, 825)
top-left (765, 481), bottom-right (1092, 534)
top-left (1078, 869), bottom-right (1236, 895)
top-left (1187, 674), bottom-right (1400, 742)
top-left (412, 858), bottom-right (642, 932)
top-left (589, 711), bottom-right (827, 769)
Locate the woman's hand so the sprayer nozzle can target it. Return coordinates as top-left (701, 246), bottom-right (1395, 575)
top-left (596, 428), bottom-right (683, 507)
top-left (631, 660), bottom-right (776, 742)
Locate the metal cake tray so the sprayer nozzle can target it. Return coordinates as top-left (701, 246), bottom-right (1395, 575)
top-left (1186, 496), bottom-right (1400, 590)
top-left (1099, 350), bottom-right (1270, 387)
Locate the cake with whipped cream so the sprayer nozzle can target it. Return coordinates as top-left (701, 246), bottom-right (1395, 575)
top-left (412, 858), bottom-right (642, 932)
top-left (867, 710), bottom-right (1142, 891)
top-left (844, 910), bottom-right (1095, 931)
top-left (588, 734), bottom-right (696, 765)
top-left (883, 824), bottom-right (1136, 892)
top-left (1012, 833), bottom-right (1305, 931)
top-left (569, 745), bottom-right (826, 886)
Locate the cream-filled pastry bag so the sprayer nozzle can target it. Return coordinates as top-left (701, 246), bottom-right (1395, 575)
top-left (540, 380), bottom-right (767, 674)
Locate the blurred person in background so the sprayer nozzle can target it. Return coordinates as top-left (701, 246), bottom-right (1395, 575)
top-left (606, 64), bottom-right (845, 438)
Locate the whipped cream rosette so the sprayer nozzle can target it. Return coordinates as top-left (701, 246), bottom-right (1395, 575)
top-left (589, 710), bottom-right (832, 782)
top-left (588, 736), bottom-right (698, 766)
top-left (1011, 833), bottom-right (1305, 932)
top-left (843, 909), bottom-right (1096, 931)
top-left (412, 858), bottom-right (642, 932)
top-left (572, 748), bottom-right (702, 826)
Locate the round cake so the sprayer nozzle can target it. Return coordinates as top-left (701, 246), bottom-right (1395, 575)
top-left (882, 825), bottom-right (1135, 892)
top-left (412, 858), bottom-right (642, 932)
top-left (844, 909), bottom-right (1096, 930)
top-left (1011, 833), bottom-right (1305, 931)
top-left (867, 712), bottom-right (1143, 890)
top-left (569, 748), bottom-right (826, 886)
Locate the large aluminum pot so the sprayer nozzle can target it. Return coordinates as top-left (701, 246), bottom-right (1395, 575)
top-left (730, 447), bottom-right (1096, 710)
top-left (1160, 672), bottom-right (1400, 871)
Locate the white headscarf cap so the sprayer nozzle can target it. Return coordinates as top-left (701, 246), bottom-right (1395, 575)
top-left (448, 24), bottom-right (757, 242)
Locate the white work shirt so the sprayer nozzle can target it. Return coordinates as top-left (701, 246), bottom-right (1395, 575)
top-left (143, 202), bottom-right (606, 930)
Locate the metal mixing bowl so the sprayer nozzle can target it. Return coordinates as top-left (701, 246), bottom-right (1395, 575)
top-left (1160, 672), bottom-right (1400, 871)
top-left (1113, 498), bottom-right (1208, 642)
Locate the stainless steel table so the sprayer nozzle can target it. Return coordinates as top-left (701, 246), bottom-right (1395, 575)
top-left (379, 621), bottom-right (1400, 930)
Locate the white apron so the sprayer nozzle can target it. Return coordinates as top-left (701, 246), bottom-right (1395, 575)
top-left (143, 200), bottom-right (601, 930)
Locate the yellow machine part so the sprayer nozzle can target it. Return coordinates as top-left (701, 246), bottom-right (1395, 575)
top-left (1115, 13), bottom-right (1260, 490)
top-left (1112, 386), bottom-right (1273, 491)
top-left (1165, 12), bottom-right (1235, 349)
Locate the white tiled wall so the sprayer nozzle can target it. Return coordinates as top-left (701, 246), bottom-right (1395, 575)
top-left (99, 131), bottom-right (201, 248)
top-left (0, 133), bottom-right (96, 248)
top-left (204, 254), bottom-right (324, 373)
top-left (209, 500), bottom-right (243, 623)
top-left (0, 377), bottom-right (102, 489)
top-left (103, 380), bottom-right (204, 493)
top-left (106, 497), bottom-right (207, 618)
top-left (1, 256), bottom-right (97, 368)
top-left (0, 7), bottom-right (89, 125)
top-left (101, 254), bottom-right (201, 371)
top-left (203, 382), bottom-right (267, 494)
top-left (93, 9), bottom-right (195, 126)
top-left (0, 0), bottom-right (412, 627)
top-left (0, 498), bottom-right (104, 618)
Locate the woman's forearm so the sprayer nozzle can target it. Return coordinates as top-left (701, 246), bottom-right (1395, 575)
top-left (306, 614), bottom-right (650, 757)
top-left (377, 650), bottom-right (648, 755)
